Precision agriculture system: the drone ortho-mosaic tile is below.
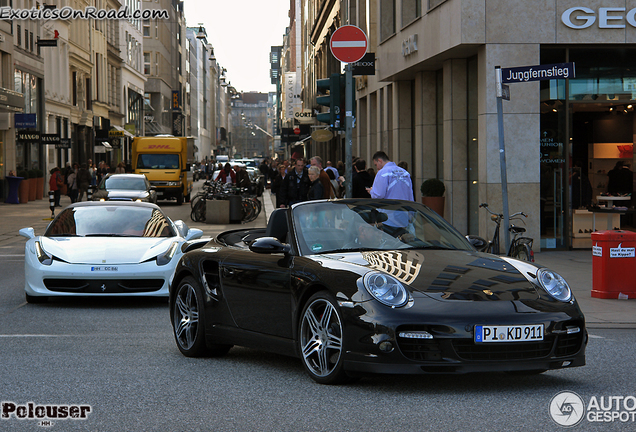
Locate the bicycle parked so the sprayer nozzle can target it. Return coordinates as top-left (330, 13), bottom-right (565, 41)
top-left (467, 203), bottom-right (534, 262)
top-left (190, 180), bottom-right (261, 224)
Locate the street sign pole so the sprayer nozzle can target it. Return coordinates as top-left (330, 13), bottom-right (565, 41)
top-left (495, 66), bottom-right (511, 252)
top-left (345, 63), bottom-right (353, 198)
top-left (329, 25), bottom-right (367, 199)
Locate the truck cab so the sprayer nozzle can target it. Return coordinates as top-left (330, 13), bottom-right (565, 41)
top-left (131, 136), bottom-right (194, 205)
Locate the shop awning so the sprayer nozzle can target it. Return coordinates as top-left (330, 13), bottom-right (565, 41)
top-left (111, 125), bottom-right (134, 138)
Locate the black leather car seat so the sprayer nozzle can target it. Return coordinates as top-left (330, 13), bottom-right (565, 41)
top-left (265, 208), bottom-right (288, 243)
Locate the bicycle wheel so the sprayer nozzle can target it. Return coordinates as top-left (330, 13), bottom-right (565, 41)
top-left (511, 243), bottom-right (532, 261)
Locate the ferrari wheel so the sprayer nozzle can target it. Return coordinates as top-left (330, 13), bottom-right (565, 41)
top-left (172, 276), bottom-right (230, 357)
top-left (299, 292), bottom-right (348, 385)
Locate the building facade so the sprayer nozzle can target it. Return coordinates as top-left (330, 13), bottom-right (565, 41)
top-left (295, 0), bottom-right (636, 252)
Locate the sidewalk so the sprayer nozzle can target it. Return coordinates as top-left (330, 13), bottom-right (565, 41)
top-left (1, 190), bottom-right (634, 328)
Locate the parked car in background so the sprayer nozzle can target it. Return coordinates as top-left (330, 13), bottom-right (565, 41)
top-left (231, 158), bottom-right (258, 169)
top-left (168, 199), bottom-right (587, 384)
top-left (92, 173), bottom-right (157, 203)
top-left (19, 201), bottom-right (205, 303)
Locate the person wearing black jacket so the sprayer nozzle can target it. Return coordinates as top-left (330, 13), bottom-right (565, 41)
top-left (352, 158), bottom-right (373, 198)
top-left (279, 158), bottom-right (311, 207)
top-left (307, 166), bottom-right (324, 200)
top-left (271, 165), bottom-right (287, 208)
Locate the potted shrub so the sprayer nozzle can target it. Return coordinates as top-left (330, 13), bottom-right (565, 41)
top-left (420, 178), bottom-right (446, 217)
top-left (28, 169), bottom-right (38, 201)
top-left (34, 168), bottom-right (44, 200)
top-left (18, 169), bottom-right (29, 204)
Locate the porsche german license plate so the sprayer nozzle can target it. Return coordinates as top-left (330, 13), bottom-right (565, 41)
top-left (474, 324), bottom-right (543, 343)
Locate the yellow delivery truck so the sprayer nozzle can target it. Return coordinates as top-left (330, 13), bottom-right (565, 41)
top-left (131, 135), bottom-right (194, 205)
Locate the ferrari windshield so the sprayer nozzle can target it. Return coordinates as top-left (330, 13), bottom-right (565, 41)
top-left (45, 206), bottom-right (176, 238)
top-left (292, 200), bottom-right (473, 255)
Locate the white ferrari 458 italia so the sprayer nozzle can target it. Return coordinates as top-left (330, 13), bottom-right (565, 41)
top-left (19, 201), bottom-right (204, 303)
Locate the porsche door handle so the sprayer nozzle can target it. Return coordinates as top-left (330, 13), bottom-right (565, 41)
top-left (222, 267), bottom-right (235, 277)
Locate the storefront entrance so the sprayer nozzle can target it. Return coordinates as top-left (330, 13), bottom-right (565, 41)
top-left (541, 47), bottom-right (636, 249)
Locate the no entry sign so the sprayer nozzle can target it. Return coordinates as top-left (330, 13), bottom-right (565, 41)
top-left (330, 25), bottom-right (368, 64)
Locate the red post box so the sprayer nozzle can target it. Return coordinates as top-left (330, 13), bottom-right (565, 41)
top-left (591, 230), bottom-right (636, 299)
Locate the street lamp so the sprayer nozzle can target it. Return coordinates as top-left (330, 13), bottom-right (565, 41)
top-left (196, 24), bottom-right (206, 39)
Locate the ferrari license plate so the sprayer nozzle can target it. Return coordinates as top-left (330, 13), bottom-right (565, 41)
top-left (474, 324), bottom-right (543, 343)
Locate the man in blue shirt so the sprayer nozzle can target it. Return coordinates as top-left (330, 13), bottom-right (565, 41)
top-left (367, 151), bottom-right (414, 201)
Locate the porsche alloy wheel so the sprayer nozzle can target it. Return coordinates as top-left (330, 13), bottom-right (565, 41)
top-left (173, 278), bottom-right (204, 356)
top-left (299, 293), bottom-right (347, 385)
top-left (172, 277), bottom-right (231, 357)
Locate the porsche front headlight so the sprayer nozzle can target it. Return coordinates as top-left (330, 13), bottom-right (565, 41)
top-left (156, 242), bottom-right (178, 266)
top-left (35, 241), bottom-right (53, 266)
top-left (536, 268), bottom-right (572, 302)
top-left (363, 272), bottom-right (409, 307)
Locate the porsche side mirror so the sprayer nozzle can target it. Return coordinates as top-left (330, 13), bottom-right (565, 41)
top-left (249, 237), bottom-right (291, 254)
top-left (466, 235), bottom-right (488, 252)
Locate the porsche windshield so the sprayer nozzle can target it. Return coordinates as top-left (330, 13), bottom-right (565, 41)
top-left (45, 206), bottom-right (176, 238)
top-left (292, 200), bottom-right (473, 255)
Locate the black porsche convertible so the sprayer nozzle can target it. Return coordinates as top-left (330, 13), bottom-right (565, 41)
top-left (169, 199), bottom-right (586, 384)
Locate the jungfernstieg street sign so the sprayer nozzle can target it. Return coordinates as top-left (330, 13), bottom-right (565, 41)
top-left (330, 25), bottom-right (368, 64)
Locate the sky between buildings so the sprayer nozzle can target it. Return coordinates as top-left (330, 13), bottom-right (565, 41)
top-left (185, 0), bottom-right (290, 94)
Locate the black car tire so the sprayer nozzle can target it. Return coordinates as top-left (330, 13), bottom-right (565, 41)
top-left (176, 192), bottom-right (184, 205)
top-left (25, 293), bottom-right (48, 304)
top-left (298, 292), bottom-right (349, 385)
top-left (172, 276), bottom-right (231, 357)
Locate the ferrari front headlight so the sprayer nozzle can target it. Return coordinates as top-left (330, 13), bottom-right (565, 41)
top-left (156, 242), bottom-right (178, 266)
top-left (363, 272), bottom-right (409, 307)
top-left (536, 268), bottom-right (572, 302)
top-left (35, 241), bottom-right (53, 266)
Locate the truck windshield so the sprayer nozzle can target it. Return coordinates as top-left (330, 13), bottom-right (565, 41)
top-left (137, 154), bottom-right (180, 169)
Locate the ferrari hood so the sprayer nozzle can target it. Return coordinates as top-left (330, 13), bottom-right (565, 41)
top-left (319, 249), bottom-right (540, 302)
top-left (40, 236), bottom-right (175, 265)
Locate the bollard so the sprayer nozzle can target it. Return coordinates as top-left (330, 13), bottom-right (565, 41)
top-left (87, 185), bottom-right (93, 201)
top-left (49, 190), bottom-right (55, 218)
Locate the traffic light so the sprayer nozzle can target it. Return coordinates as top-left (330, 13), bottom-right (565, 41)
top-left (316, 73), bottom-right (356, 130)
top-left (316, 73), bottom-right (341, 128)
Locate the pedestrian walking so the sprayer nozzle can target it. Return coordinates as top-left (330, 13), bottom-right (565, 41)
top-left (310, 156), bottom-right (335, 199)
top-left (77, 163), bottom-right (91, 201)
top-left (367, 151), bottom-right (414, 201)
top-left (279, 158), bottom-right (311, 207)
top-left (271, 165), bottom-right (287, 208)
top-left (217, 163), bottom-right (236, 184)
top-left (49, 167), bottom-right (64, 207)
top-left (67, 163), bottom-right (79, 203)
top-left (307, 166), bottom-right (324, 200)
top-left (352, 158), bottom-right (373, 198)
